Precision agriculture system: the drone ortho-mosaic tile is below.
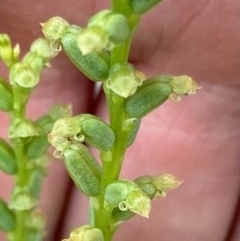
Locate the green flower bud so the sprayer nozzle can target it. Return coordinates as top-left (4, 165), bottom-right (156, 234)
top-left (130, 0), bottom-right (164, 15)
top-left (134, 176), bottom-right (156, 199)
top-left (103, 13), bottom-right (130, 43)
top-left (9, 187), bottom-right (38, 211)
top-left (78, 114), bottom-right (115, 151)
top-left (0, 33), bottom-right (19, 67)
top-left (23, 52), bottom-right (44, 72)
top-left (49, 114), bottom-right (115, 152)
top-left (105, 181), bottom-right (133, 208)
top-left (63, 145), bottom-right (101, 197)
top-left (50, 116), bottom-right (81, 138)
top-left (48, 116), bottom-right (83, 153)
top-left (105, 180), bottom-right (151, 218)
top-left (0, 137), bottom-right (17, 174)
top-left (10, 62), bottom-right (40, 88)
top-left (41, 16), bottom-right (69, 41)
top-left (77, 26), bottom-right (109, 55)
top-left (61, 30), bottom-right (110, 81)
top-left (106, 63), bottom-right (143, 98)
top-left (124, 76), bottom-right (172, 118)
top-left (152, 173), bottom-right (183, 197)
top-left (0, 77), bottom-right (13, 111)
top-left (169, 75), bottom-right (201, 102)
top-left (0, 199), bottom-right (16, 232)
top-left (49, 136), bottom-right (72, 156)
top-left (24, 210), bottom-right (45, 241)
top-left (25, 210), bottom-right (45, 231)
top-left (63, 225), bottom-right (104, 241)
top-left (9, 119), bottom-right (42, 139)
top-left (135, 173), bottom-right (182, 198)
top-left (88, 10), bottom-right (129, 44)
top-left (30, 38), bottom-right (58, 59)
top-left (88, 10), bottom-right (110, 26)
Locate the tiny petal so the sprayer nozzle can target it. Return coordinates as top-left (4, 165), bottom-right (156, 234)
top-left (126, 189), bottom-right (151, 218)
top-left (41, 16), bottom-right (69, 41)
top-left (50, 117), bottom-right (81, 137)
top-left (170, 75), bottom-right (201, 96)
top-left (152, 173), bottom-right (183, 197)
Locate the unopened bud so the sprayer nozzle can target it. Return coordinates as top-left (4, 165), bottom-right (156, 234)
top-left (152, 173), bottom-right (183, 197)
top-left (10, 62), bottom-right (40, 88)
top-left (0, 34), bottom-right (18, 67)
top-left (105, 180), bottom-right (151, 218)
top-left (63, 225), bottom-right (104, 241)
top-left (23, 52), bottom-right (44, 72)
top-left (169, 75), bottom-right (201, 102)
top-left (9, 188), bottom-right (38, 211)
top-left (30, 38), bottom-right (58, 59)
top-left (106, 63), bottom-right (143, 98)
top-left (88, 10), bottom-right (129, 44)
top-left (48, 116), bottom-right (84, 153)
top-left (136, 173), bottom-right (182, 198)
top-left (41, 16), bottom-right (69, 41)
top-left (9, 119), bottom-right (42, 139)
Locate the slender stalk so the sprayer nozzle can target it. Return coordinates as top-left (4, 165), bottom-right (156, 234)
top-left (91, 1), bottom-right (141, 240)
top-left (8, 86), bottom-right (36, 241)
top-left (8, 88), bottom-right (29, 241)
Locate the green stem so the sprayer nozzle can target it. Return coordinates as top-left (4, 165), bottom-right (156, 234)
top-left (92, 93), bottom-right (127, 240)
top-left (8, 85), bottom-right (35, 241)
top-left (110, 0), bottom-right (140, 65)
top-left (13, 211), bottom-right (28, 241)
top-left (91, 2), bottom-right (141, 240)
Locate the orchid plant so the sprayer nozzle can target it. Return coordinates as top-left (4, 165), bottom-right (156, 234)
top-left (0, 0), bottom-right (200, 241)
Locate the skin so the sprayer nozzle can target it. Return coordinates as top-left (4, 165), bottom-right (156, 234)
top-left (0, 0), bottom-right (239, 240)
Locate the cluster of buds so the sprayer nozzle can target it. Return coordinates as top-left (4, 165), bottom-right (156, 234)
top-left (9, 38), bottom-right (58, 89)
